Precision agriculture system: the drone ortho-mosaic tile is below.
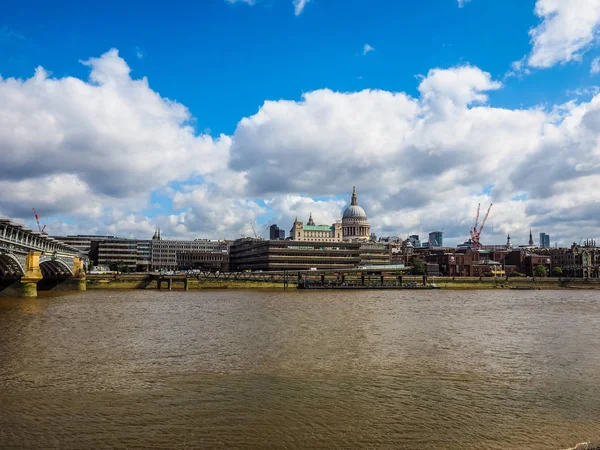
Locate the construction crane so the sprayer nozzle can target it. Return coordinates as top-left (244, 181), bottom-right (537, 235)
top-left (469, 203), bottom-right (492, 250)
top-left (32, 208), bottom-right (47, 234)
top-left (250, 222), bottom-right (259, 239)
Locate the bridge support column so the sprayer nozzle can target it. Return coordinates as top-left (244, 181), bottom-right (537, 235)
top-left (168, 278), bottom-right (172, 291)
top-left (184, 278), bottom-right (189, 291)
top-left (71, 257), bottom-right (86, 291)
top-left (3, 252), bottom-right (44, 298)
top-left (21, 251), bottom-right (43, 297)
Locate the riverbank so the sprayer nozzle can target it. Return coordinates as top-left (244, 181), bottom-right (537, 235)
top-left (86, 275), bottom-right (286, 290)
top-left (85, 274), bottom-right (600, 290)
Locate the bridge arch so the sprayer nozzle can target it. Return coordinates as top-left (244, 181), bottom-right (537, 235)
top-left (0, 253), bottom-right (25, 277)
top-left (39, 257), bottom-right (73, 277)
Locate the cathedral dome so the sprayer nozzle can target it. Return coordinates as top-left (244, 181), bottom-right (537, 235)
top-left (343, 204), bottom-right (367, 219)
top-left (341, 187), bottom-right (371, 241)
top-left (342, 186), bottom-right (367, 220)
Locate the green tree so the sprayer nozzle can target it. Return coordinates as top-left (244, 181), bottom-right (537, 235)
top-left (534, 264), bottom-right (547, 277)
top-left (412, 258), bottom-right (425, 275)
top-left (551, 266), bottom-right (563, 277)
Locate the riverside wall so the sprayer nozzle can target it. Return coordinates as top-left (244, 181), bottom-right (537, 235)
top-left (85, 274), bottom-right (600, 290)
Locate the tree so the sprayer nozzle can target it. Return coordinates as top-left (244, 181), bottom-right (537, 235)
top-left (412, 258), bottom-right (425, 275)
top-left (534, 264), bottom-right (547, 277)
top-left (551, 266), bottom-right (563, 277)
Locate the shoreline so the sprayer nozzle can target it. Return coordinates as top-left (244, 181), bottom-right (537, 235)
top-left (85, 274), bottom-right (600, 291)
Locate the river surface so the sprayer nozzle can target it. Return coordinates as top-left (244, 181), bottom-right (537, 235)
top-left (0, 289), bottom-right (599, 450)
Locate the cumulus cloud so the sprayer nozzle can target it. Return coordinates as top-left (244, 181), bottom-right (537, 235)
top-left (228, 64), bottom-right (600, 245)
top-left (0, 49), bottom-right (230, 231)
top-left (2, 50), bottom-right (600, 246)
top-left (528, 0), bottom-right (600, 68)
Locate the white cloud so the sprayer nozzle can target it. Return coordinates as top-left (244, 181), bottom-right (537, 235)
top-left (363, 44), bottom-right (375, 56)
top-left (528, 0), bottom-right (600, 68)
top-left (457, 0), bottom-right (471, 8)
top-left (0, 48), bottom-right (230, 228)
top-left (224, 0), bottom-right (308, 15)
top-left (135, 46), bottom-right (145, 59)
top-left (293, 0), bottom-right (310, 15)
top-left (592, 57), bottom-right (600, 74)
top-left (3, 51), bottom-right (600, 245)
top-left (417, 65), bottom-right (502, 114)
top-left (228, 65), bottom-right (600, 245)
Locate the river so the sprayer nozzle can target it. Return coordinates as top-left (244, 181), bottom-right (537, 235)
top-left (0, 289), bottom-right (599, 449)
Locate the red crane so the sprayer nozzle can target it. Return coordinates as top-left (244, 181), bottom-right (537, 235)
top-left (469, 203), bottom-right (492, 250)
top-left (32, 208), bottom-right (47, 234)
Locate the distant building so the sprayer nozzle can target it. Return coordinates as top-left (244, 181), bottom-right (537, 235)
top-left (52, 234), bottom-right (117, 255)
top-left (269, 224), bottom-right (285, 240)
top-left (358, 242), bottom-right (391, 267)
top-left (97, 238), bottom-right (152, 272)
top-left (529, 229), bottom-right (534, 246)
top-left (408, 235), bottom-right (421, 248)
top-left (537, 243), bottom-right (600, 278)
top-left (288, 187), bottom-right (371, 243)
top-left (290, 213), bottom-right (343, 242)
top-left (539, 232), bottom-right (550, 248)
top-left (230, 238), bottom-right (362, 272)
top-left (342, 187), bottom-right (371, 241)
top-left (151, 238), bottom-right (228, 271)
top-left (176, 250), bottom-right (229, 272)
top-left (428, 231), bottom-right (444, 247)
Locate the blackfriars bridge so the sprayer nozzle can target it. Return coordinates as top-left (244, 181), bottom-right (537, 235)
top-left (0, 217), bottom-right (85, 297)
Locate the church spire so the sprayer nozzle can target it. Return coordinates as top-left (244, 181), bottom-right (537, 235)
top-left (528, 229), bottom-right (534, 246)
top-left (351, 186), bottom-right (358, 206)
top-left (307, 212), bottom-right (315, 226)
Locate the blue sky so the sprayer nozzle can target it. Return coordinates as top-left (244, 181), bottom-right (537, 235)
top-left (4, 0), bottom-right (594, 133)
top-left (2, 0), bottom-right (600, 245)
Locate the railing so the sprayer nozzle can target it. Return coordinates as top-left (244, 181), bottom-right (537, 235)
top-left (0, 220), bottom-right (79, 256)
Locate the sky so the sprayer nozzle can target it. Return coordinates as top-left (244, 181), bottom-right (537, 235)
top-left (2, 0), bottom-right (600, 246)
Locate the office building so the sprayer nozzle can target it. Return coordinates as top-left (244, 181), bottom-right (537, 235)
top-left (52, 234), bottom-right (116, 254)
top-left (408, 235), bottom-right (421, 248)
top-left (97, 239), bottom-right (152, 272)
top-left (176, 250), bottom-right (230, 272)
top-left (150, 231), bottom-right (228, 271)
top-left (230, 238), bottom-right (362, 271)
top-left (539, 233), bottom-right (550, 248)
top-left (269, 224), bottom-right (285, 240)
top-left (429, 231), bottom-right (444, 247)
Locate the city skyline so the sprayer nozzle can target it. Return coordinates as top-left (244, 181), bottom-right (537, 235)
top-left (1, 0), bottom-right (600, 247)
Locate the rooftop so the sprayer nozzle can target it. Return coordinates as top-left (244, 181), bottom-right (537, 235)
top-left (303, 225), bottom-right (334, 232)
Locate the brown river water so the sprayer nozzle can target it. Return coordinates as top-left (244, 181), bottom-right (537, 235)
top-left (0, 289), bottom-right (599, 449)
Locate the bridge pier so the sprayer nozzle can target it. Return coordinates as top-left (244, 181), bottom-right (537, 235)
top-left (0, 252), bottom-right (43, 298)
top-left (184, 278), bottom-right (189, 291)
